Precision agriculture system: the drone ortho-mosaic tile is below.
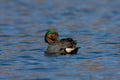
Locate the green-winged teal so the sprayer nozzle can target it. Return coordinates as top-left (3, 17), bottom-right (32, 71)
top-left (44, 30), bottom-right (80, 56)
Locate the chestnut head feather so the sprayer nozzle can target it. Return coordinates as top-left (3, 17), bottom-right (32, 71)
top-left (45, 30), bottom-right (59, 44)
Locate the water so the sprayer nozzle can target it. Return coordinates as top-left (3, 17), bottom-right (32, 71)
top-left (0, 0), bottom-right (120, 80)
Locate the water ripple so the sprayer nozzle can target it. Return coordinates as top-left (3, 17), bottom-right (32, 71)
top-left (0, 0), bottom-right (120, 80)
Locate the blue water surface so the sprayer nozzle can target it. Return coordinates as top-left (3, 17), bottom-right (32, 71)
top-left (0, 0), bottom-right (120, 80)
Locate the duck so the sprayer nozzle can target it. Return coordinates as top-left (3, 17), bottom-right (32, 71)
top-left (44, 30), bottom-right (80, 56)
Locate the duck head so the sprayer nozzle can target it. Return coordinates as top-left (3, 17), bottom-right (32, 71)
top-left (45, 30), bottom-right (59, 44)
